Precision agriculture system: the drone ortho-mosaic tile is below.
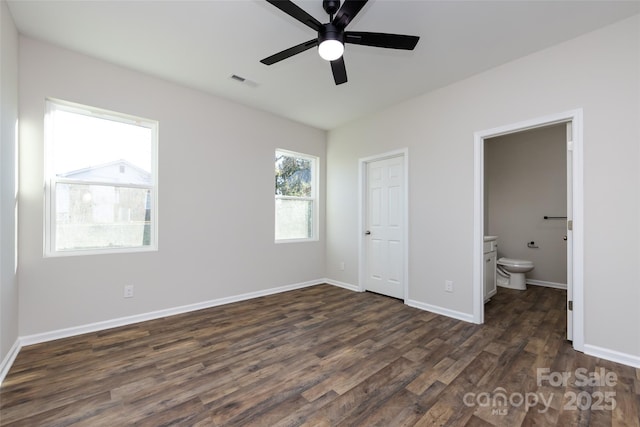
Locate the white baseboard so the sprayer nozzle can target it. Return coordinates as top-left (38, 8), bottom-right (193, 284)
top-left (20, 279), bottom-right (325, 347)
top-left (406, 299), bottom-right (475, 323)
top-left (324, 278), bottom-right (360, 292)
top-left (9, 280), bottom-right (639, 384)
top-left (327, 282), bottom-right (475, 325)
top-left (527, 279), bottom-right (567, 290)
top-left (583, 344), bottom-right (640, 368)
top-left (0, 339), bottom-right (22, 386)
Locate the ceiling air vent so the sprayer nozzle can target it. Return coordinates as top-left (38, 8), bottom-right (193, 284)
top-left (230, 74), bottom-right (258, 88)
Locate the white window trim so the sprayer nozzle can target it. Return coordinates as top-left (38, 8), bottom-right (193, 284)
top-left (44, 99), bottom-right (159, 257)
top-left (275, 149), bottom-right (319, 243)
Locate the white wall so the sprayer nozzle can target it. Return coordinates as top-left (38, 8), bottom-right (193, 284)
top-left (486, 124), bottom-right (567, 284)
top-left (326, 16), bottom-right (640, 359)
top-left (18, 37), bottom-right (326, 336)
top-left (0, 0), bottom-right (19, 366)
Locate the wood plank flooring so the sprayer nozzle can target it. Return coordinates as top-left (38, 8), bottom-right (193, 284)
top-left (1, 284), bottom-right (639, 426)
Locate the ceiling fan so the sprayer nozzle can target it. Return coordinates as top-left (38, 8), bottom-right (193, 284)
top-left (261, 0), bottom-right (420, 85)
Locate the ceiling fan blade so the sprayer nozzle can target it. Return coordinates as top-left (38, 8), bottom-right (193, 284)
top-left (265, 0), bottom-right (322, 31)
top-left (344, 32), bottom-right (419, 50)
top-left (330, 57), bottom-right (348, 85)
top-left (333, 0), bottom-right (368, 29)
top-left (261, 39), bottom-right (319, 65)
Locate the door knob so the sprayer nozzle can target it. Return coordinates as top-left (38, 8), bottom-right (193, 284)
top-left (563, 235), bottom-right (567, 241)
top-left (365, 230), bottom-right (371, 235)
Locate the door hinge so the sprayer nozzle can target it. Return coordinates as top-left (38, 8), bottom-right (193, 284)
top-left (567, 140), bottom-right (574, 151)
top-left (568, 300), bottom-right (573, 311)
top-left (567, 220), bottom-right (573, 231)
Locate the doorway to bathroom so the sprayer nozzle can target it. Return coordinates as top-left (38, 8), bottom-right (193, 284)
top-left (486, 124), bottom-right (567, 289)
top-left (473, 110), bottom-right (584, 353)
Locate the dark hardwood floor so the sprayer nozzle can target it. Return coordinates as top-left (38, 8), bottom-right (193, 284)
top-left (1, 284), bottom-right (638, 426)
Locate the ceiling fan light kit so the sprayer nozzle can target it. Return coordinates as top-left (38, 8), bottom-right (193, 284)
top-left (261, 0), bottom-right (420, 85)
top-left (318, 24), bottom-right (344, 61)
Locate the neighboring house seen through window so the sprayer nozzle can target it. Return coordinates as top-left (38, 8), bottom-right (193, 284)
top-left (45, 100), bottom-right (158, 256)
top-left (275, 149), bottom-right (318, 242)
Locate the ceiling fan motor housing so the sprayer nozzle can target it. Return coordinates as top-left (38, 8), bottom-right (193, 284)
top-left (319, 23), bottom-right (344, 45)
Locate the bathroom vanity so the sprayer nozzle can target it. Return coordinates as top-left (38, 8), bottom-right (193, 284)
top-left (483, 236), bottom-right (498, 302)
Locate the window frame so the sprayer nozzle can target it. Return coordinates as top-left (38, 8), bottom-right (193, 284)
top-left (44, 99), bottom-right (159, 257)
top-left (274, 149), bottom-right (319, 243)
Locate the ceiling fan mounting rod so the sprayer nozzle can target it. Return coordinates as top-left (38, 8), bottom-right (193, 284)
top-left (323, 0), bottom-right (341, 16)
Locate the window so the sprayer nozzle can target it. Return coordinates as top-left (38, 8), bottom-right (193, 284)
top-left (45, 99), bottom-right (158, 256)
top-left (275, 149), bottom-right (318, 242)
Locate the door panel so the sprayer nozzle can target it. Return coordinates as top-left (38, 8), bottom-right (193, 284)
top-left (388, 240), bottom-right (402, 284)
top-left (371, 187), bottom-right (382, 226)
top-left (370, 238), bottom-right (383, 280)
top-left (388, 186), bottom-right (401, 226)
top-left (364, 156), bottom-right (405, 299)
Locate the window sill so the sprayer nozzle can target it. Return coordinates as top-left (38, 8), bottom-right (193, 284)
top-left (274, 238), bottom-right (319, 244)
top-left (44, 245), bottom-right (158, 258)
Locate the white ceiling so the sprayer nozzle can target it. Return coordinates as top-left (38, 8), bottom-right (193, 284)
top-left (7, 0), bottom-right (640, 130)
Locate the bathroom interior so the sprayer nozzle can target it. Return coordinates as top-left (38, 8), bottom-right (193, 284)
top-left (483, 123), bottom-right (568, 303)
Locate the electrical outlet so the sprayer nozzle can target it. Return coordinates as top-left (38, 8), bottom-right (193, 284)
top-left (339, 261), bottom-right (345, 271)
top-left (123, 284), bottom-right (134, 298)
top-left (445, 280), bottom-right (454, 293)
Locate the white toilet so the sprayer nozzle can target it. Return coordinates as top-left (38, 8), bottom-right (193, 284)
top-left (496, 257), bottom-right (534, 290)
